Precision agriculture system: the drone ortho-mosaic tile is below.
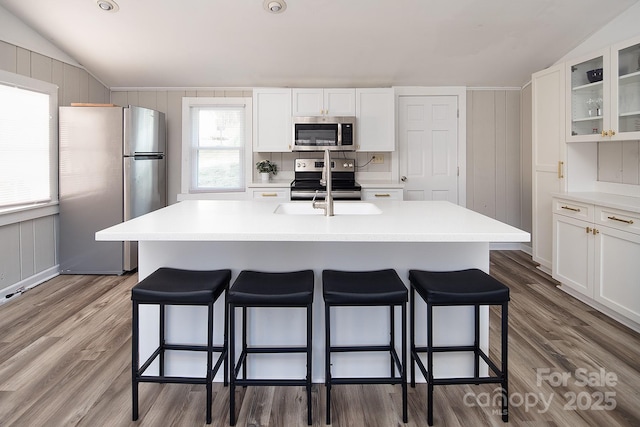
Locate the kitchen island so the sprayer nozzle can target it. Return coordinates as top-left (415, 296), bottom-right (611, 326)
top-left (96, 199), bottom-right (529, 382)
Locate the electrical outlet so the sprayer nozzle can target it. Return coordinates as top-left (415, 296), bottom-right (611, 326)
top-left (372, 154), bottom-right (384, 164)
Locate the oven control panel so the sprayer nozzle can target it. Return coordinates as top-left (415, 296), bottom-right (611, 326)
top-left (295, 158), bottom-right (355, 172)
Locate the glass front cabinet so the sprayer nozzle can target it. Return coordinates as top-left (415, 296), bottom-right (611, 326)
top-left (567, 36), bottom-right (640, 142)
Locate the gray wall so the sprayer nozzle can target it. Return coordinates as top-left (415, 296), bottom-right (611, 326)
top-left (466, 89), bottom-right (525, 232)
top-left (0, 40), bottom-right (109, 299)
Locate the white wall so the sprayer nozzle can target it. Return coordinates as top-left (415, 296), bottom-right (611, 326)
top-left (557, 3), bottom-right (640, 64)
top-left (0, 5), bottom-right (81, 68)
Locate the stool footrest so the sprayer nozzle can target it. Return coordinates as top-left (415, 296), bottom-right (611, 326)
top-left (413, 345), bottom-right (475, 353)
top-left (330, 377), bottom-right (404, 385)
top-left (234, 378), bottom-right (309, 387)
top-left (243, 346), bottom-right (309, 354)
top-left (412, 347), bottom-right (503, 376)
top-left (432, 376), bottom-right (505, 386)
top-left (138, 345), bottom-right (226, 377)
top-left (137, 375), bottom-right (209, 385)
top-left (329, 344), bottom-right (394, 353)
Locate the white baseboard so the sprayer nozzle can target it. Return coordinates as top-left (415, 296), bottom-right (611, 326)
top-left (0, 265), bottom-right (59, 305)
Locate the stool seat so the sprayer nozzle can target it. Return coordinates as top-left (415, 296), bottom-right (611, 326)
top-left (132, 268), bottom-right (230, 304)
top-left (409, 268), bottom-right (509, 304)
top-left (228, 270), bottom-right (314, 306)
top-left (323, 269), bottom-right (408, 304)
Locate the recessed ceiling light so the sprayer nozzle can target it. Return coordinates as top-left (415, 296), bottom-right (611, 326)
top-left (263, 0), bottom-right (286, 14)
top-left (97, 0), bottom-right (119, 12)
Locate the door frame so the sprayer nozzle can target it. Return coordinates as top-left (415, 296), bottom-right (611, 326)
top-left (393, 87), bottom-right (467, 206)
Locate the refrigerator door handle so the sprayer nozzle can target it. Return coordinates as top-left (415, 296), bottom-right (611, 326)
top-left (131, 153), bottom-right (164, 160)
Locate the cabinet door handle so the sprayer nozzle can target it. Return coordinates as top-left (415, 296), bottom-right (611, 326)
top-left (586, 226), bottom-right (592, 233)
top-left (261, 193), bottom-right (278, 197)
top-left (593, 228), bottom-right (599, 235)
top-left (374, 193), bottom-right (391, 197)
top-left (607, 215), bottom-right (634, 225)
top-left (608, 130), bottom-right (616, 137)
top-left (561, 205), bottom-right (580, 212)
top-left (558, 161), bottom-right (564, 179)
top-left (601, 130), bottom-right (607, 138)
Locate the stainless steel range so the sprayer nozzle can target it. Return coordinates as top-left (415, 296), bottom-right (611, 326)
top-left (290, 158), bottom-right (361, 200)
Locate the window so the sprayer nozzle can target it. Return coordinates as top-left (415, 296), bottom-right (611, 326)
top-left (0, 70), bottom-right (58, 210)
top-left (182, 98), bottom-right (252, 194)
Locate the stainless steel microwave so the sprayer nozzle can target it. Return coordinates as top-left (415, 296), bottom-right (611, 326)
top-left (292, 116), bottom-right (355, 151)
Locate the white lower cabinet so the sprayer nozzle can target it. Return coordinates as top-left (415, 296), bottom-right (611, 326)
top-left (361, 188), bottom-right (404, 201)
top-left (250, 187), bottom-right (290, 201)
top-left (553, 196), bottom-right (640, 325)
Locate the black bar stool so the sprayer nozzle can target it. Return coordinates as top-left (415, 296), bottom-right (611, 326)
top-left (228, 270), bottom-right (314, 426)
top-left (131, 267), bottom-right (230, 424)
top-left (322, 269), bottom-right (408, 424)
top-left (409, 268), bottom-right (509, 425)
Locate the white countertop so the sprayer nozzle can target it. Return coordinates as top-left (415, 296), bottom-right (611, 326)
top-left (552, 192), bottom-right (640, 213)
top-left (96, 200), bottom-right (529, 243)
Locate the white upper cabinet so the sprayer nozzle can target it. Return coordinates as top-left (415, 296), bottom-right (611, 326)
top-left (567, 35), bottom-right (640, 142)
top-left (611, 35), bottom-right (640, 141)
top-left (355, 88), bottom-right (395, 152)
top-left (292, 88), bottom-right (356, 117)
top-left (566, 49), bottom-right (610, 142)
top-left (253, 88), bottom-right (292, 152)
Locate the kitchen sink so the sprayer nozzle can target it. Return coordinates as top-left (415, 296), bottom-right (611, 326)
top-left (274, 202), bottom-right (382, 215)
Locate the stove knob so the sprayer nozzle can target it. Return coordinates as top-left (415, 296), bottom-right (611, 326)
top-left (343, 163), bottom-right (348, 168)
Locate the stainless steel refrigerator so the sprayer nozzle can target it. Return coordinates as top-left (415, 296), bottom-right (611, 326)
top-left (59, 105), bottom-right (166, 274)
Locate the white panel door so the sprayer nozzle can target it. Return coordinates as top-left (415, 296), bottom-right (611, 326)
top-left (398, 96), bottom-right (458, 202)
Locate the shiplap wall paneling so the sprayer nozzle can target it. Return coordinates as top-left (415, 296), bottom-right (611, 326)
top-left (467, 89), bottom-right (522, 229)
top-left (520, 84), bottom-right (533, 235)
top-left (0, 225), bottom-right (21, 288)
top-left (598, 141), bottom-right (640, 184)
top-left (622, 141), bottom-right (640, 185)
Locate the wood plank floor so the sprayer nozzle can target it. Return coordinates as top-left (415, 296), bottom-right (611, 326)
top-left (0, 251), bottom-right (639, 426)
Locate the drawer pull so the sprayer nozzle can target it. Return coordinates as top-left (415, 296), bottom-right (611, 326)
top-left (561, 205), bottom-right (581, 212)
top-left (607, 216), bottom-right (634, 225)
top-left (261, 193), bottom-right (278, 197)
top-left (586, 227), bottom-right (592, 233)
top-left (374, 193), bottom-right (391, 197)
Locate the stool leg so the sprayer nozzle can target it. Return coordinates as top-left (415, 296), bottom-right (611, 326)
top-left (401, 301), bottom-right (408, 423)
top-left (502, 301), bottom-right (509, 422)
top-left (410, 284), bottom-right (416, 388)
top-left (224, 290), bottom-right (229, 387)
top-left (306, 302), bottom-right (313, 426)
top-left (474, 304), bottom-right (480, 384)
top-left (131, 301), bottom-right (139, 421)
top-left (389, 304), bottom-right (395, 378)
top-left (229, 303), bottom-right (236, 426)
top-left (427, 302), bottom-right (434, 426)
top-left (206, 301), bottom-right (213, 424)
top-left (159, 303), bottom-right (165, 377)
top-left (325, 303), bottom-right (331, 425)
top-left (242, 306), bottom-right (247, 382)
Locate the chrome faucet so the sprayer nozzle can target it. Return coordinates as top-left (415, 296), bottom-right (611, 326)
top-left (312, 149), bottom-right (334, 216)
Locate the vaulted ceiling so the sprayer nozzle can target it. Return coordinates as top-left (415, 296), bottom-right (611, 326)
top-left (1, 0), bottom-right (638, 88)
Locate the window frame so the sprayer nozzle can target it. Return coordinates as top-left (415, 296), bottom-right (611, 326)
top-left (0, 69), bottom-right (58, 216)
top-left (181, 97), bottom-right (253, 197)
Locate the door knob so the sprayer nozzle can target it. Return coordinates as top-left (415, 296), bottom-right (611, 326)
top-left (401, 176), bottom-right (407, 182)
